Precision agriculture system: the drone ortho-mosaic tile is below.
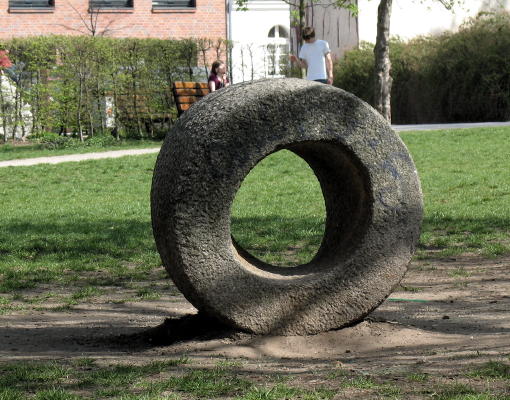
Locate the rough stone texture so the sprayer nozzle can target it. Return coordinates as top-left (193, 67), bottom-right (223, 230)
top-left (151, 78), bottom-right (423, 335)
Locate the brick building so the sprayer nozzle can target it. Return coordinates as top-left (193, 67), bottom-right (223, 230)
top-left (0, 0), bottom-right (226, 39)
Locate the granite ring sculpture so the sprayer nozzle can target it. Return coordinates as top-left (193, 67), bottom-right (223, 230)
top-left (151, 78), bottom-right (423, 335)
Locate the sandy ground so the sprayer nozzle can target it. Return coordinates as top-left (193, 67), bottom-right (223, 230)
top-left (1, 254), bottom-right (508, 384)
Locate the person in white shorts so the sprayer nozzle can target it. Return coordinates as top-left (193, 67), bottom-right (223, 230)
top-left (290, 26), bottom-right (334, 85)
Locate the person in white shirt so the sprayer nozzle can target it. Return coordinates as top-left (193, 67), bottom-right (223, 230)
top-left (289, 26), bottom-right (334, 85)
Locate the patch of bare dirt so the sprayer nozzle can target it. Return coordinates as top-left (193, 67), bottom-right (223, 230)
top-left (1, 255), bottom-right (509, 383)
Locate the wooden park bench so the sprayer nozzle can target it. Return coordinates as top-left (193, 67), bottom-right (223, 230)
top-left (104, 81), bottom-right (210, 132)
top-left (172, 81), bottom-right (210, 116)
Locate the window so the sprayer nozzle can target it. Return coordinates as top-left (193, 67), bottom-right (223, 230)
top-left (266, 25), bottom-right (289, 77)
top-left (152, 0), bottom-right (195, 8)
top-left (89, 0), bottom-right (133, 9)
top-left (9, 0), bottom-right (54, 9)
top-left (268, 25), bottom-right (289, 39)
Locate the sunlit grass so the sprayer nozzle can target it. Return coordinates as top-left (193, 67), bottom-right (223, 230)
top-left (1, 127), bottom-right (509, 298)
top-left (403, 127), bottom-right (510, 259)
top-left (0, 155), bottom-right (160, 294)
top-left (231, 126), bottom-right (510, 264)
top-left (231, 150), bottom-right (325, 267)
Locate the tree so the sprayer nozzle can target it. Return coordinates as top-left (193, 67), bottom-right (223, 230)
top-left (373, 0), bottom-right (392, 121)
top-left (57, 0), bottom-right (128, 37)
top-left (373, 0), bottom-right (463, 122)
top-left (235, 0), bottom-right (463, 122)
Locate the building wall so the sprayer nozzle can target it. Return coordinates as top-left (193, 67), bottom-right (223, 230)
top-left (229, 0), bottom-right (290, 83)
top-left (290, 4), bottom-right (358, 62)
top-left (0, 0), bottom-right (226, 39)
top-left (358, 0), bottom-right (509, 43)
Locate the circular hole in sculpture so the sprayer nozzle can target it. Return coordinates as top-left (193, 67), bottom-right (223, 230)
top-left (230, 149), bottom-right (326, 268)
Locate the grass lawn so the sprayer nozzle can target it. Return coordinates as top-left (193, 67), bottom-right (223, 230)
top-left (0, 357), bottom-right (508, 399)
top-left (0, 154), bottom-right (161, 293)
top-left (0, 126), bottom-right (509, 399)
top-left (406, 126), bottom-right (510, 259)
top-left (0, 139), bottom-right (162, 162)
top-left (0, 125), bottom-right (509, 291)
top-left (232, 126), bottom-right (510, 263)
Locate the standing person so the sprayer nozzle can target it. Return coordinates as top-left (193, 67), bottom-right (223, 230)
top-left (289, 26), bottom-right (333, 85)
top-left (208, 60), bottom-right (230, 92)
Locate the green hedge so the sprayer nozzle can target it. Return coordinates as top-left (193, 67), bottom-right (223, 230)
top-left (334, 12), bottom-right (510, 124)
top-left (0, 36), bottom-right (227, 140)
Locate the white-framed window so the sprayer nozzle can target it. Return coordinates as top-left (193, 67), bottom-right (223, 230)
top-left (266, 25), bottom-right (289, 77)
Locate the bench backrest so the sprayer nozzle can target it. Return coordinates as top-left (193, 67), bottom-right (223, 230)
top-left (172, 81), bottom-right (210, 116)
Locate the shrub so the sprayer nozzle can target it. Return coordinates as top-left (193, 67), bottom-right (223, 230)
top-left (334, 11), bottom-right (510, 124)
top-left (1, 36), bottom-right (214, 141)
top-left (84, 135), bottom-right (119, 147)
top-left (34, 132), bottom-right (80, 150)
top-left (334, 41), bottom-right (374, 104)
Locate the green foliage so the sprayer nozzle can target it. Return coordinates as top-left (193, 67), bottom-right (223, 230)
top-left (335, 11), bottom-right (510, 123)
top-left (430, 383), bottom-right (501, 400)
top-left (231, 150), bottom-right (325, 267)
top-left (27, 131), bottom-right (120, 150)
top-left (469, 361), bottom-right (510, 379)
top-left (334, 41), bottom-right (374, 103)
top-left (1, 35), bottom-right (211, 141)
top-left (34, 132), bottom-right (81, 149)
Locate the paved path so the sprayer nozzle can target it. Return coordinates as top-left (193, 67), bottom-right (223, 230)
top-left (1, 121), bottom-right (509, 168)
top-left (392, 121), bottom-right (510, 131)
top-left (0, 147), bottom-right (160, 168)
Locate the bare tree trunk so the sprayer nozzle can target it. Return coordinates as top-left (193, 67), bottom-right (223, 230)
top-left (214, 38), bottom-right (223, 60)
top-left (84, 78), bottom-right (94, 137)
top-left (374, 0), bottom-right (393, 122)
top-left (0, 77), bottom-right (8, 143)
top-left (247, 44), bottom-right (254, 81)
top-left (298, 0), bottom-right (305, 45)
top-left (226, 40), bottom-right (234, 83)
top-left (88, 106), bottom-right (94, 137)
top-left (97, 80), bottom-right (105, 133)
top-left (32, 71), bottom-right (40, 135)
top-left (197, 38), bottom-right (211, 80)
top-left (240, 46), bottom-right (245, 82)
top-left (16, 88), bottom-right (27, 140)
top-left (77, 75), bottom-right (84, 142)
top-left (299, 0), bottom-right (306, 79)
top-left (12, 83), bottom-right (21, 140)
top-left (131, 76), bottom-right (143, 138)
top-left (110, 73), bottom-right (121, 140)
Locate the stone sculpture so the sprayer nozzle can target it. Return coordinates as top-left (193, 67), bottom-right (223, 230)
top-left (151, 78), bottom-right (423, 335)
